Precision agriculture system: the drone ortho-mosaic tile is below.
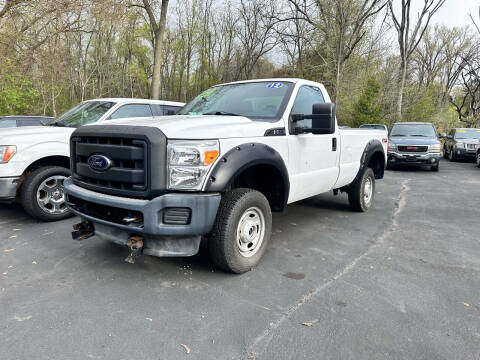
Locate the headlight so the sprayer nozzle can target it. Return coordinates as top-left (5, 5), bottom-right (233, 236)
top-left (167, 140), bottom-right (219, 190)
top-left (0, 146), bottom-right (17, 163)
top-left (388, 142), bottom-right (397, 152)
top-left (429, 143), bottom-right (442, 153)
top-left (455, 142), bottom-right (465, 149)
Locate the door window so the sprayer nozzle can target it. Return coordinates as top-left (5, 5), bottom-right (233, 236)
top-left (163, 105), bottom-right (181, 115)
top-left (291, 86), bottom-right (325, 130)
top-left (0, 119), bottom-right (17, 128)
top-left (109, 104), bottom-right (153, 120)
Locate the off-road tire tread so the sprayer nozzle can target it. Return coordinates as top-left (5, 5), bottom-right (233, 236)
top-left (348, 167), bottom-right (375, 212)
top-left (207, 188), bottom-right (272, 274)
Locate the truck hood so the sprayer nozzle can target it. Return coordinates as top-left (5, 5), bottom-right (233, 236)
top-left (0, 126), bottom-right (74, 147)
top-left (389, 136), bottom-right (439, 145)
top-left (454, 138), bottom-right (479, 144)
top-left (95, 115), bottom-right (279, 139)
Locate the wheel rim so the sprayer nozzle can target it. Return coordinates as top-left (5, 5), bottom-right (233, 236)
top-left (236, 206), bottom-right (266, 258)
top-left (36, 175), bottom-right (68, 215)
top-left (363, 177), bottom-right (373, 206)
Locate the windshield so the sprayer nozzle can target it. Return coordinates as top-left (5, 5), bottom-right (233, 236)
top-left (454, 129), bottom-right (480, 139)
top-left (390, 124), bottom-right (437, 137)
top-left (178, 81), bottom-right (294, 119)
top-left (46, 101), bottom-right (115, 127)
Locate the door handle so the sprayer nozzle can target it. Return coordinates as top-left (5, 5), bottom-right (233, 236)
top-left (332, 137), bottom-right (337, 151)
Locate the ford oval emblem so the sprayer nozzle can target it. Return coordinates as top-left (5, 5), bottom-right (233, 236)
top-left (88, 154), bottom-right (112, 171)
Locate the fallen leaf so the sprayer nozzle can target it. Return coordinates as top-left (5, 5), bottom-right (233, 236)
top-left (180, 344), bottom-right (191, 354)
top-left (302, 322), bottom-right (313, 327)
top-left (14, 315), bottom-right (32, 322)
top-left (13, 228), bottom-right (20, 231)
top-left (9, 235), bottom-right (17, 239)
top-left (145, 317), bottom-right (153, 321)
top-left (8, 265), bottom-right (13, 269)
top-left (32, 261), bottom-right (37, 265)
top-left (3, 248), bottom-right (15, 253)
top-left (2, 272), bottom-right (7, 275)
top-left (289, 222), bottom-right (297, 226)
top-left (369, 265), bottom-right (374, 269)
top-left (462, 302), bottom-right (470, 307)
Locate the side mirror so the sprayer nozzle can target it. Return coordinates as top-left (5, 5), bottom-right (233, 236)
top-left (291, 102), bottom-right (336, 135)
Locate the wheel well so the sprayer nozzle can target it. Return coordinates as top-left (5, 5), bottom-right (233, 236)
top-left (232, 164), bottom-right (287, 212)
top-left (368, 151), bottom-right (385, 179)
top-left (23, 156), bottom-right (70, 174)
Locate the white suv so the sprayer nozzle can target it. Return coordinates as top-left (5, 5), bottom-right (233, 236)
top-left (0, 98), bottom-right (184, 221)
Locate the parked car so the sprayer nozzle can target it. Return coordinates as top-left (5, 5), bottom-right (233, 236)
top-left (359, 124), bottom-right (388, 132)
top-left (64, 78), bottom-right (388, 273)
top-left (0, 98), bottom-right (184, 221)
top-left (387, 122), bottom-right (442, 171)
top-left (442, 128), bottom-right (480, 162)
top-left (0, 115), bottom-right (53, 128)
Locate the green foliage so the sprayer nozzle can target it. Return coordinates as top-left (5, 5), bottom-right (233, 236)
top-left (0, 59), bottom-right (38, 115)
top-left (403, 85), bottom-right (439, 122)
top-left (350, 78), bottom-right (383, 127)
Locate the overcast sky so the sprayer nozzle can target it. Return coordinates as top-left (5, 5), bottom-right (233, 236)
top-left (409, 0), bottom-right (478, 28)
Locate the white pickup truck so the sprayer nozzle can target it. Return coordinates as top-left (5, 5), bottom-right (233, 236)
top-left (0, 98), bottom-right (184, 221)
top-left (64, 79), bottom-right (388, 273)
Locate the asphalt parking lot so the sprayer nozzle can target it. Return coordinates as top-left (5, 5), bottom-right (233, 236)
top-left (1, 159), bottom-right (479, 360)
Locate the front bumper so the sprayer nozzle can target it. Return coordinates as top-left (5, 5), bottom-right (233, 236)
top-left (388, 152), bottom-right (441, 166)
top-left (452, 148), bottom-right (477, 158)
top-left (64, 177), bottom-right (221, 257)
top-left (0, 177), bottom-right (20, 203)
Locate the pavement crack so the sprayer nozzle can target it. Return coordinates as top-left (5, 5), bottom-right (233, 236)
top-left (245, 179), bottom-right (411, 359)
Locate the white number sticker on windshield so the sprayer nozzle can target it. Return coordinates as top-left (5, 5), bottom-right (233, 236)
top-left (267, 82), bottom-right (283, 89)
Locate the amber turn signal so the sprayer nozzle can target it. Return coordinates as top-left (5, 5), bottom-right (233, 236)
top-left (204, 150), bottom-right (219, 165)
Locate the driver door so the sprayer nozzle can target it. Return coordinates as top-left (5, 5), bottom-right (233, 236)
top-left (287, 85), bottom-right (339, 202)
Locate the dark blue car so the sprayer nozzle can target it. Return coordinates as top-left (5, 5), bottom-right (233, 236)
top-left (387, 122), bottom-right (442, 172)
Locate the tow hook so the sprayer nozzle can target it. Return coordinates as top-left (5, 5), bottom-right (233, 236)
top-left (124, 236), bottom-right (144, 264)
top-left (72, 221), bottom-right (94, 241)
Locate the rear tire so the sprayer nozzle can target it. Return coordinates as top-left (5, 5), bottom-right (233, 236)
top-left (21, 166), bottom-right (72, 222)
top-left (348, 167), bottom-right (375, 212)
top-left (207, 188), bottom-right (272, 274)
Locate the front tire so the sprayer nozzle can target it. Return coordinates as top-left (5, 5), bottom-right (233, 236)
top-left (449, 149), bottom-right (456, 162)
top-left (431, 164), bottom-right (439, 172)
top-left (348, 167), bottom-right (375, 212)
top-left (207, 188), bottom-right (272, 274)
top-left (21, 166), bottom-right (72, 222)
top-left (476, 153), bottom-right (480, 168)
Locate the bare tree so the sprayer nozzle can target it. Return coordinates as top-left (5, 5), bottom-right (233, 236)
top-left (139, 0), bottom-right (169, 99)
top-left (288, 0), bottom-right (388, 100)
top-left (388, 0), bottom-right (446, 120)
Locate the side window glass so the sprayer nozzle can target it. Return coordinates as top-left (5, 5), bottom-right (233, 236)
top-left (109, 104), bottom-right (153, 120)
top-left (0, 119), bottom-right (17, 128)
top-left (163, 106), bottom-right (181, 115)
top-left (18, 119), bottom-right (41, 126)
top-left (291, 86), bottom-right (325, 129)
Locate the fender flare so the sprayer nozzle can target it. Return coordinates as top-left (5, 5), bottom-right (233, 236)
top-left (355, 139), bottom-right (386, 181)
top-left (205, 143), bottom-right (290, 210)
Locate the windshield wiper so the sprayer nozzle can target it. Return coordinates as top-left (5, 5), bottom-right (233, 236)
top-left (410, 134), bottom-right (429, 137)
top-left (203, 111), bottom-right (241, 116)
top-left (391, 134), bottom-right (406, 137)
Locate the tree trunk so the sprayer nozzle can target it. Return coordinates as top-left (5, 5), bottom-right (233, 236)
top-left (151, 0), bottom-right (169, 100)
top-left (396, 59), bottom-right (407, 121)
